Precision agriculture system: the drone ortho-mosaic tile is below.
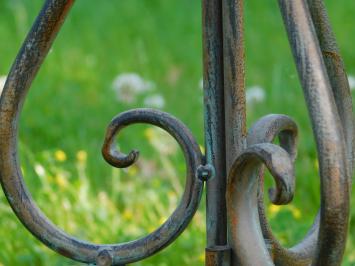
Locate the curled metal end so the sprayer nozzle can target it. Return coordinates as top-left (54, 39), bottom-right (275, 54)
top-left (241, 143), bottom-right (295, 205)
top-left (265, 153), bottom-right (294, 205)
top-left (247, 114), bottom-right (298, 205)
top-left (227, 142), bottom-right (295, 265)
top-left (102, 142), bottom-right (140, 168)
top-left (101, 113), bottom-right (143, 168)
top-left (244, 114), bottom-right (320, 264)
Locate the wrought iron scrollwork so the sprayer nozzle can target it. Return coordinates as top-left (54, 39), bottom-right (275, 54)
top-left (0, 1), bottom-right (206, 265)
top-left (227, 1), bottom-right (354, 265)
top-left (0, 0), bottom-right (353, 265)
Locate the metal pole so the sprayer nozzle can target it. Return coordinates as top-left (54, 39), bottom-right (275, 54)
top-left (202, 0), bottom-right (228, 251)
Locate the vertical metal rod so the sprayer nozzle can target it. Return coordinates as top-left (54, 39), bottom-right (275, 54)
top-left (202, 0), bottom-right (227, 250)
top-left (221, 1), bottom-right (246, 263)
top-left (222, 0), bottom-right (246, 171)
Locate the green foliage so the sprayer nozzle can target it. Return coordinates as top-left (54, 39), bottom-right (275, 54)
top-left (0, 0), bottom-right (355, 265)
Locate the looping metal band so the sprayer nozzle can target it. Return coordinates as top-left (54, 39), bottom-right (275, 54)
top-left (0, 1), bottom-right (204, 264)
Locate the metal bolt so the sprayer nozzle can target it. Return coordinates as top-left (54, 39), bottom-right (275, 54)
top-left (96, 250), bottom-right (113, 266)
top-left (196, 164), bottom-right (215, 181)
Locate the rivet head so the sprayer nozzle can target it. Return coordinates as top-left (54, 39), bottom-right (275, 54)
top-left (96, 250), bottom-right (113, 266)
top-left (196, 164), bottom-right (215, 181)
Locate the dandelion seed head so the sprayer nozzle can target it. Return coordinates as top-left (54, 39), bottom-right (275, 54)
top-left (112, 73), bottom-right (154, 103)
top-left (143, 94), bottom-right (165, 109)
top-left (246, 85), bottom-right (266, 104)
top-left (199, 78), bottom-right (204, 90)
top-left (34, 163), bottom-right (45, 177)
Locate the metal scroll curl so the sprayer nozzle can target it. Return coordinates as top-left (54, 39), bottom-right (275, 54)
top-left (227, 0), bottom-right (354, 265)
top-left (0, 1), bottom-right (205, 265)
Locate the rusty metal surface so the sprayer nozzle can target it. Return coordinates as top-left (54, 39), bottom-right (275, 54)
top-left (0, 0), bottom-right (353, 265)
top-left (202, 0), bottom-right (228, 249)
top-left (249, 115), bottom-right (319, 266)
top-left (222, 0), bottom-right (246, 170)
top-left (0, 1), bottom-right (205, 265)
top-left (205, 246), bottom-right (231, 266)
top-left (279, 1), bottom-right (351, 264)
top-left (307, 0), bottom-right (355, 174)
top-left (226, 0), bottom-right (353, 265)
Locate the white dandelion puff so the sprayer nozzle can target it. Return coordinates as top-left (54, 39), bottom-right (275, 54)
top-left (143, 94), bottom-right (165, 109)
top-left (246, 85), bottom-right (266, 104)
top-left (199, 78), bottom-right (204, 90)
top-left (0, 76), bottom-right (7, 97)
top-left (348, 75), bottom-right (355, 91)
top-left (34, 163), bottom-right (45, 177)
top-left (112, 73), bottom-right (154, 103)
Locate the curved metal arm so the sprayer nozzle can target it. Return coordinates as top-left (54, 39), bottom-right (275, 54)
top-left (227, 142), bottom-right (295, 265)
top-left (227, 1), bottom-right (353, 265)
top-left (0, 1), bottom-right (206, 265)
top-left (248, 115), bottom-right (320, 265)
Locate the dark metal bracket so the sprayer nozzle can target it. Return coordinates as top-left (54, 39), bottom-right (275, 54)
top-left (0, 0), bottom-right (353, 265)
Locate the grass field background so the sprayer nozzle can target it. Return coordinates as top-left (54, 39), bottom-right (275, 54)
top-left (0, 1), bottom-right (355, 265)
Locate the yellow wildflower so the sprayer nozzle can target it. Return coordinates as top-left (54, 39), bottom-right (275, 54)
top-left (54, 150), bottom-right (67, 162)
top-left (167, 191), bottom-right (176, 199)
top-left (269, 204), bottom-right (281, 214)
top-left (122, 209), bottom-right (133, 220)
top-left (198, 252), bottom-right (205, 262)
top-left (159, 216), bottom-right (167, 225)
top-left (144, 128), bottom-right (154, 141)
top-left (148, 226), bottom-right (156, 233)
top-left (199, 144), bottom-right (205, 154)
top-left (314, 159), bottom-right (319, 171)
top-left (76, 150), bottom-right (87, 162)
top-left (56, 173), bottom-right (68, 188)
top-left (289, 205), bottom-right (302, 219)
top-left (349, 252), bottom-right (355, 263)
top-left (127, 165), bottom-right (138, 176)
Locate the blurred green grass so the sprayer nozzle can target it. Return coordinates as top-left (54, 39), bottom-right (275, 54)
top-left (0, 0), bottom-right (355, 265)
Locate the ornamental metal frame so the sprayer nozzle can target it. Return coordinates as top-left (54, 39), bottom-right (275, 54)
top-left (0, 0), bottom-right (353, 265)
